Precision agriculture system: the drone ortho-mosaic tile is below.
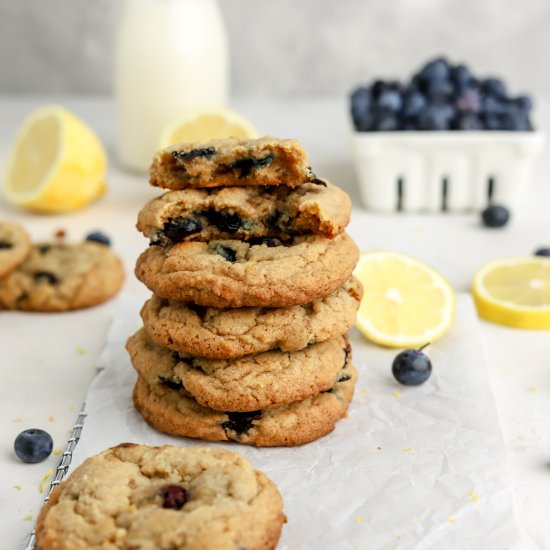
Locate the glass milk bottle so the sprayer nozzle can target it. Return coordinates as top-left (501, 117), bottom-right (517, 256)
top-left (114, 0), bottom-right (229, 172)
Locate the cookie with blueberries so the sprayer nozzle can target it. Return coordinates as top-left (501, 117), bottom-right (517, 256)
top-left (135, 233), bottom-right (359, 308)
top-left (0, 221), bottom-right (31, 278)
top-left (132, 360), bottom-right (356, 447)
top-left (137, 180), bottom-right (351, 246)
top-left (149, 136), bottom-right (316, 190)
top-left (35, 443), bottom-right (285, 550)
top-left (127, 327), bottom-right (350, 412)
top-left (0, 241), bottom-right (124, 311)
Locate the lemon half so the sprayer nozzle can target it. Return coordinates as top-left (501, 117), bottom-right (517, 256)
top-left (472, 257), bottom-right (550, 329)
top-left (354, 251), bottom-right (455, 347)
top-left (3, 106), bottom-right (106, 213)
top-left (158, 107), bottom-right (259, 149)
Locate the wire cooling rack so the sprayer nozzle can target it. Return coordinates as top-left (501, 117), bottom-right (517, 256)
top-left (24, 405), bottom-right (88, 550)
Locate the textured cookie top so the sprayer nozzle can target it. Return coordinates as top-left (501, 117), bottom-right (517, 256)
top-left (149, 136), bottom-right (314, 189)
top-left (35, 444), bottom-right (285, 550)
top-left (0, 242), bottom-right (124, 311)
top-left (141, 277), bottom-right (362, 359)
top-left (135, 233), bottom-right (359, 308)
top-left (133, 361), bottom-right (357, 447)
top-left (127, 327), bottom-right (350, 411)
top-left (0, 221), bottom-right (31, 278)
top-left (137, 181), bottom-right (351, 244)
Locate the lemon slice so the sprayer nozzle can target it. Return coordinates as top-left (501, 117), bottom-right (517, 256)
top-left (354, 251), bottom-right (455, 347)
top-left (472, 257), bottom-right (550, 329)
top-left (158, 107), bottom-right (259, 149)
top-left (3, 106), bottom-right (106, 213)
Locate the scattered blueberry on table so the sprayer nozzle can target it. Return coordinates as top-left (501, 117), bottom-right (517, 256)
top-left (392, 347), bottom-right (432, 386)
top-left (481, 205), bottom-right (510, 228)
top-left (14, 429), bottom-right (53, 463)
top-left (534, 247), bottom-right (550, 257)
top-left (85, 230), bottom-right (111, 246)
top-left (351, 57), bottom-right (534, 132)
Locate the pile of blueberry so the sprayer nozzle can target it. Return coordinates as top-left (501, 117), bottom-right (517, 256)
top-left (351, 57), bottom-right (534, 132)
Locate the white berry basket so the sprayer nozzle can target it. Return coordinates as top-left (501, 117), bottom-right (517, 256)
top-left (351, 131), bottom-right (546, 212)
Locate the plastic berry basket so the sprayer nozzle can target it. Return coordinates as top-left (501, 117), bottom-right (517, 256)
top-left (351, 131), bottom-right (546, 212)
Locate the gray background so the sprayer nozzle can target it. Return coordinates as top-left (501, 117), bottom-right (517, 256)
top-left (0, 0), bottom-right (549, 97)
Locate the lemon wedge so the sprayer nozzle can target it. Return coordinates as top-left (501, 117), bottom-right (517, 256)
top-left (472, 257), bottom-right (550, 329)
top-left (2, 106), bottom-right (106, 213)
top-left (158, 107), bottom-right (259, 149)
top-left (354, 251), bottom-right (455, 347)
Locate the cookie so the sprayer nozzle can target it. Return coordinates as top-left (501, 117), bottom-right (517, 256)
top-left (135, 233), bottom-right (359, 308)
top-left (149, 136), bottom-right (316, 190)
top-left (137, 181), bottom-right (351, 246)
top-left (0, 242), bottom-right (124, 311)
top-left (0, 221), bottom-right (31, 278)
top-left (141, 277), bottom-right (362, 359)
top-left (35, 443), bottom-right (285, 550)
top-left (132, 361), bottom-right (357, 447)
top-left (127, 327), bottom-right (350, 412)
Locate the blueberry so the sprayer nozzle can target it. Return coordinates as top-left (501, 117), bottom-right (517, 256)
top-left (210, 243), bottom-right (237, 262)
top-left (481, 78), bottom-right (507, 98)
top-left (450, 64), bottom-right (471, 88)
top-left (534, 247), bottom-right (550, 257)
top-left (402, 90), bottom-right (426, 119)
top-left (14, 429), bottom-right (53, 463)
top-left (452, 113), bottom-right (483, 131)
top-left (350, 86), bottom-right (372, 130)
top-left (418, 57), bottom-right (450, 84)
top-left (456, 89), bottom-right (481, 114)
top-left (370, 108), bottom-right (400, 131)
top-left (162, 217), bottom-right (202, 243)
top-left (500, 110), bottom-right (532, 131)
top-left (172, 147), bottom-right (215, 161)
top-left (0, 240), bottom-right (13, 249)
top-left (392, 349), bottom-right (432, 386)
top-left (34, 271), bottom-right (59, 284)
top-left (377, 89), bottom-right (402, 112)
top-left (160, 484), bottom-right (188, 509)
top-left (248, 237), bottom-right (281, 247)
top-left (481, 96), bottom-right (507, 116)
top-left (480, 113), bottom-right (502, 130)
top-left (205, 211), bottom-right (243, 233)
top-left (221, 411), bottom-right (261, 435)
top-left (417, 105), bottom-right (453, 130)
top-left (372, 80), bottom-right (390, 99)
top-left (425, 80), bottom-right (454, 103)
top-left (482, 205), bottom-right (510, 228)
top-left (85, 231), bottom-right (111, 246)
top-left (514, 95), bottom-right (533, 112)
top-left (228, 153), bottom-right (274, 178)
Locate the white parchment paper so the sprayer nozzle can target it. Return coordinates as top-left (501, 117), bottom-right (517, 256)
top-left (71, 293), bottom-right (518, 549)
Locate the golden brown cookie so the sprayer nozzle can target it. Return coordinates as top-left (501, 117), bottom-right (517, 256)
top-left (149, 136), bottom-right (315, 189)
top-left (137, 181), bottom-right (351, 245)
top-left (132, 362), bottom-right (357, 447)
top-left (0, 221), bottom-right (30, 278)
top-left (35, 444), bottom-right (285, 550)
top-left (135, 233), bottom-right (359, 308)
top-left (140, 278), bottom-right (362, 359)
top-left (127, 327), bottom-right (350, 412)
top-left (0, 242), bottom-right (124, 311)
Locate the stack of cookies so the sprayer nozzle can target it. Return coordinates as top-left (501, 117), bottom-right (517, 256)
top-left (128, 137), bottom-right (362, 446)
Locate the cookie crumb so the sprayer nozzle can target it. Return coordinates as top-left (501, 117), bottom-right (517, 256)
top-left (402, 447), bottom-right (415, 453)
top-left (13, 484), bottom-right (22, 491)
top-left (23, 513), bottom-right (33, 521)
top-left (468, 491), bottom-right (479, 502)
top-left (52, 449), bottom-right (62, 456)
top-left (528, 386), bottom-right (537, 393)
top-left (13, 417), bottom-right (22, 423)
top-left (447, 517), bottom-right (456, 524)
top-left (39, 469), bottom-right (55, 494)
top-left (355, 517), bottom-right (365, 524)
top-left (48, 415), bottom-right (55, 422)
top-left (393, 389), bottom-right (401, 398)
top-left (361, 388), bottom-right (368, 397)
top-left (75, 346), bottom-right (87, 355)
top-left (54, 228), bottom-right (66, 240)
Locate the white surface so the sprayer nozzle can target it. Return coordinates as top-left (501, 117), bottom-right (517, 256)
top-left (72, 293), bottom-right (517, 549)
top-left (351, 132), bottom-right (546, 212)
top-left (0, 97), bottom-right (548, 549)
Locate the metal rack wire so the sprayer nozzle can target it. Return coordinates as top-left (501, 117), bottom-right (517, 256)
top-left (24, 404), bottom-right (87, 550)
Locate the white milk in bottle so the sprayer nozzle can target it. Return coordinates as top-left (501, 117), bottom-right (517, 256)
top-left (114, 0), bottom-right (229, 172)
